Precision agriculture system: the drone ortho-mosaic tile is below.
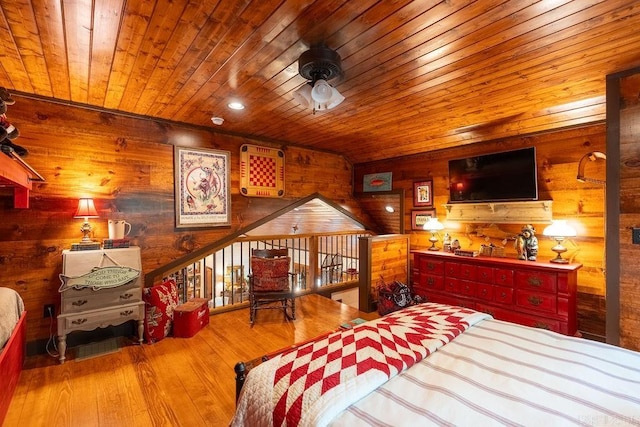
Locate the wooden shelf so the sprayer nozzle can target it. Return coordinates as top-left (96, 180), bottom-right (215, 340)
top-left (443, 200), bottom-right (553, 223)
top-left (0, 149), bottom-right (45, 208)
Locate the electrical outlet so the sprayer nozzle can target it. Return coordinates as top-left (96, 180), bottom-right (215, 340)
top-left (633, 228), bottom-right (640, 245)
top-left (43, 304), bottom-right (55, 318)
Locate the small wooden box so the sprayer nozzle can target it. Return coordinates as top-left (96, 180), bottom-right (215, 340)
top-left (173, 298), bottom-right (209, 338)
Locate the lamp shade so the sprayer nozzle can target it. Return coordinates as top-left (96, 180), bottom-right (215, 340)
top-left (542, 220), bottom-right (576, 237)
top-left (311, 79), bottom-right (333, 103)
top-left (423, 217), bottom-right (444, 232)
top-left (292, 84), bottom-right (312, 109)
top-left (74, 198), bottom-right (99, 218)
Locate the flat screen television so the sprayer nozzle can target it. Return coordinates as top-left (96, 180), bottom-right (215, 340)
top-left (448, 147), bottom-right (538, 203)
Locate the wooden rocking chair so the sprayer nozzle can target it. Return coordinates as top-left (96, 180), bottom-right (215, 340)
top-left (248, 249), bottom-right (296, 325)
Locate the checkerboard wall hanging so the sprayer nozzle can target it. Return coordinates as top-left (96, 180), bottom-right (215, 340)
top-left (240, 144), bottom-right (285, 197)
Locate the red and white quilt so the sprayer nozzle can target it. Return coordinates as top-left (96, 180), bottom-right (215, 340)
top-left (231, 303), bottom-right (491, 427)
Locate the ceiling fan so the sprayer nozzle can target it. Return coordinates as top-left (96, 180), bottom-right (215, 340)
top-left (293, 45), bottom-right (345, 113)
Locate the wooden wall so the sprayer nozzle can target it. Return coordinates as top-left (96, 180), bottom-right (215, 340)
top-left (0, 97), bottom-right (362, 345)
top-left (610, 66), bottom-right (640, 351)
top-left (354, 124), bottom-right (607, 339)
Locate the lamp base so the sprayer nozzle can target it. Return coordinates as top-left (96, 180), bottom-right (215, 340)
top-left (549, 243), bottom-right (568, 264)
top-left (428, 234), bottom-right (439, 251)
top-left (79, 221), bottom-right (93, 243)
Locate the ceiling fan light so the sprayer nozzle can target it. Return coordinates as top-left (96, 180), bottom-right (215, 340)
top-left (326, 87), bottom-right (345, 109)
top-left (311, 79), bottom-right (333, 103)
top-left (292, 84), bottom-right (312, 108)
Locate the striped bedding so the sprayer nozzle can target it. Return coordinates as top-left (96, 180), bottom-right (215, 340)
top-left (330, 318), bottom-right (640, 427)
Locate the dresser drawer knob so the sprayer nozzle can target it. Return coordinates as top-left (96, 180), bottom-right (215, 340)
top-left (527, 296), bottom-right (543, 306)
top-left (500, 292), bottom-right (507, 299)
top-left (71, 318), bottom-right (87, 325)
top-left (120, 310), bottom-right (134, 317)
top-left (481, 289), bottom-right (488, 296)
top-left (527, 277), bottom-right (542, 287)
top-left (72, 299), bottom-right (88, 306)
top-left (120, 293), bottom-right (134, 300)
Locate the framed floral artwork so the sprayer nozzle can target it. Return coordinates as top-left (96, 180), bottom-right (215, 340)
top-left (411, 209), bottom-right (436, 231)
top-left (174, 146), bottom-right (231, 228)
top-left (413, 180), bottom-right (433, 207)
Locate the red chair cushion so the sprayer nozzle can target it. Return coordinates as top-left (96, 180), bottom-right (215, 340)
top-left (251, 256), bottom-right (290, 291)
top-left (142, 279), bottom-right (179, 343)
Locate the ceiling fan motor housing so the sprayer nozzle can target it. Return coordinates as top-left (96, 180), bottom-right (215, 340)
top-left (298, 46), bottom-right (343, 82)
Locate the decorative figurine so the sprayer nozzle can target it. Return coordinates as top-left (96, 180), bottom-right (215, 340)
top-left (515, 224), bottom-right (538, 261)
top-left (442, 233), bottom-right (452, 252)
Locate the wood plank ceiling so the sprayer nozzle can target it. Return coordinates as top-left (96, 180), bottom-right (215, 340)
top-left (1, 0), bottom-right (639, 164)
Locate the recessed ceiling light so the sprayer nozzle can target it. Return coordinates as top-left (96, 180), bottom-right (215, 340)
top-left (228, 102), bottom-right (245, 110)
top-left (211, 117), bottom-right (224, 125)
top-left (385, 206), bottom-right (395, 213)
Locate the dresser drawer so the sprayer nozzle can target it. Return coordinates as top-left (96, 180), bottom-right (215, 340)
top-left (444, 277), bottom-right (460, 293)
top-left (476, 266), bottom-right (494, 284)
top-left (62, 285), bottom-right (142, 313)
top-left (516, 289), bottom-right (556, 314)
top-left (58, 302), bottom-right (144, 332)
top-left (459, 280), bottom-right (476, 297)
top-left (418, 274), bottom-right (444, 291)
top-left (446, 262), bottom-right (476, 280)
top-left (429, 293), bottom-right (476, 311)
top-left (476, 304), bottom-right (561, 333)
top-left (418, 257), bottom-right (444, 275)
top-left (494, 268), bottom-right (514, 286)
top-left (493, 286), bottom-right (514, 304)
top-left (515, 271), bottom-right (557, 292)
top-left (476, 283), bottom-right (493, 301)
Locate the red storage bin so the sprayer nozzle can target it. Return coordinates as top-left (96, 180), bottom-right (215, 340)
top-left (173, 298), bottom-right (210, 338)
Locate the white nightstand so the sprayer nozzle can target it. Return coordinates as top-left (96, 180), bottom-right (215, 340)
top-left (57, 246), bottom-right (144, 363)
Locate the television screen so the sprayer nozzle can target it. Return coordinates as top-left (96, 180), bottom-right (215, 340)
top-left (448, 147), bottom-right (538, 203)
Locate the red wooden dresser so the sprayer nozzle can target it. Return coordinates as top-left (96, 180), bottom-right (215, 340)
top-left (412, 250), bottom-right (582, 336)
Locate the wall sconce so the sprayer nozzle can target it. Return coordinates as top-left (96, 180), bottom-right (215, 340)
top-left (74, 198), bottom-right (99, 243)
top-left (542, 220), bottom-right (576, 264)
top-left (576, 151), bottom-right (606, 184)
top-left (423, 217), bottom-right (445, 251)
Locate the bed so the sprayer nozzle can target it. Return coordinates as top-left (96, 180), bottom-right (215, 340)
top-left (0, 287), bottom-right (26, 425)
top-left (231, 302), bottom-right (640, 426)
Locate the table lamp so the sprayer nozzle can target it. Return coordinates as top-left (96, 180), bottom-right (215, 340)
top-left (423, 217), bottom-right (445, 251)
top-left (74, 198), bottom-right (99, 243)
top-left (542, 220), bottom-right (576, 264)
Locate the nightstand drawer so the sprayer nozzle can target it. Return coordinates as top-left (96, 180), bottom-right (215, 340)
top-left (62, 285), bottom-right (141, 313)
top-left (58, 302), bottom-right (144, 332)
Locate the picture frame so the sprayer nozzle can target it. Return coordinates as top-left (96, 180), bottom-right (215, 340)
top-left (174, 146), bottom-right (231, 228)
top-left (413, 180), bottom-right (433, 207)
top-left (363, 172), bottom-right (392, 192)
top-left (411, 209), bottom-right (436, 231)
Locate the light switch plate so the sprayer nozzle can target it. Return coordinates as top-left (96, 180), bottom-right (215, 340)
top-left (633, 228), bottom-right (640, 244)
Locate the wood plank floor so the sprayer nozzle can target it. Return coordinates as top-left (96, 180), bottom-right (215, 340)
top-left (5, 295), bottom-right (378, 426)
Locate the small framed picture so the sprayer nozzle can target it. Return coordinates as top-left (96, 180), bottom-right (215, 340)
top-left (413, 180), bottom-right (433, 207)
top-left (411, 209), bottom-right (436, 231)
